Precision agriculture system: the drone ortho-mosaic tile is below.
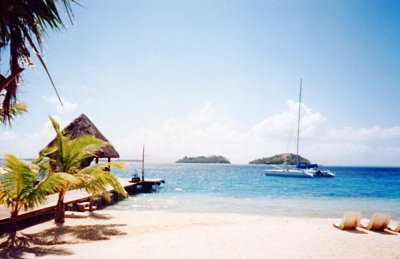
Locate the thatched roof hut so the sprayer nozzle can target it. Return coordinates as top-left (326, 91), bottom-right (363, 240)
top-left (41, 114), bottom-right (119, 166)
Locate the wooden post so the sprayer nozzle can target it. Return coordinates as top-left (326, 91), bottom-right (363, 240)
top-left (141, 145), bottom-right (145, 181)
top-left (89, 196), bottom-right (94, 212)
top-left (113, 192), bottom-right (119, 202)
top-left (107, 157), bottom-right (111, 171)
top-left (95, 157), bottom-right (99, 164)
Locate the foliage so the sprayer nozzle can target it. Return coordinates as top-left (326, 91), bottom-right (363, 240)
top-left (36, 116), bottom-right (127, 223)
top-left (0, 102), bottom-right (27, 124)
top-left (0, 154), bottom-right (69, 229)
top-left (176, 155), bottom-right (230, 164)
top-left (0, 0), bottom-right (78, 122)
top-left (249, 153), bottom-right (311, 165)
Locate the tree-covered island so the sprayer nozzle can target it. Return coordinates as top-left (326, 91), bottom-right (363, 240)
top-left (249, 153), bottom-right (310, 165)
top-left (176, 155), bottom-right (230, 164)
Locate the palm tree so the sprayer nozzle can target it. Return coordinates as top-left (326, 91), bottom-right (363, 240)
top-left (0, 154), bottom-right (69, 230)
top-left (0, 0), bottom-right (77, 123)
top-left (37, 116), bottom-right (127, 223)
top-left (0, 102), bottom-right (27, 124)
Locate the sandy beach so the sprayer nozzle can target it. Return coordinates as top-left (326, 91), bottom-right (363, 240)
top-left (2, 210), bottom-right (398, 259)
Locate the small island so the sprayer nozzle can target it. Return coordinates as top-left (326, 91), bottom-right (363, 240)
top-left (176, 155), bottom-right (230, 164)
top-left (249, 153), bottom-right (310, 165)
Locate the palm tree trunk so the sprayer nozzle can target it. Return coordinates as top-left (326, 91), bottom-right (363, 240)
top-left (10, 206), bottom-right (19, 231)
top-left (54, 191), bottom-right (66, 223)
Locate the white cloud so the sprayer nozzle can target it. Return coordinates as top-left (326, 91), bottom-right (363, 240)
top-left (304, 126), bottom-right (400, 165)
top-left (0, 121), bottom-right (55, 158)
top-left (43, 95), bottom-right (78, 113)
top-left (304, 142), bottom-right (400, 166)
top-left (0, 131), bottom-right (19, 142)
top-left (114, 101), bottom-right (400, 166)
top-left (113, 101), bottom-right (326, 163)
top-left (253, 100), bottom-right (326, 139)
top-left (325, 126), bottom-right (400, 141)
top-left (2, 101), bottom-right (400, 166)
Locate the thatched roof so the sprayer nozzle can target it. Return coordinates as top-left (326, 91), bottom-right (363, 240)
top-left (42, 114), bottom-right (119, 159)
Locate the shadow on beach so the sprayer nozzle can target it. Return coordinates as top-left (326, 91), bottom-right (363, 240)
top-left (0, 223), bottom-right (127, 258)
top-left (0, 231), bottom-right (72, 258)
top-left (339, 229), bottom-right (368, 234)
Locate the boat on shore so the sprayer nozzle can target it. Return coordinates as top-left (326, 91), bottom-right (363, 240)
top-left (264, 80), bottom-right (335, 178)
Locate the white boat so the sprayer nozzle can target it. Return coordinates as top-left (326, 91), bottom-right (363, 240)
top-left (264, 164), bottom-right (314, 178)
top-left (264, 162), bottom-right (335, 178)
top-left (264, 80), bottom-right (335, 178)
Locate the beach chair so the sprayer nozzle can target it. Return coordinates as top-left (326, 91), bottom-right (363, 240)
top-left (333, 211), bottom-right (361, 230)
top-left (361, 213), bottom-right (390, 231)
top-left (388, 222), bottom-right (400, 232)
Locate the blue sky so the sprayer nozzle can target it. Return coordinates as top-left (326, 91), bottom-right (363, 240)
top-left (1, 0), bottom-right (400, 165)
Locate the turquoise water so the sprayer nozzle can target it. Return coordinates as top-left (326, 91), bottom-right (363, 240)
top-left (110, 163), bottom-right (400, 218)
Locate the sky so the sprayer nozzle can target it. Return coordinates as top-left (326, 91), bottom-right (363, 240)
top-left (1, 0), bottom-right (400, 165)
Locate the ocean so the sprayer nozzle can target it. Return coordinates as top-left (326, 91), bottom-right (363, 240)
top-left (110, 163), bottom-right (400, 219)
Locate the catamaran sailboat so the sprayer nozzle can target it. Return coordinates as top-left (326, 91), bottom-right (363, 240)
top-left (264, 164), bottom-right (315, 178)
top-left (264, 80), bottom-right (335, 178)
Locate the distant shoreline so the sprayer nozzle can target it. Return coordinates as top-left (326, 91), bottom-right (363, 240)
top-left (1, 159), bottom-right (400, 168)
top-left (176, 155), bottom-right (230, 164)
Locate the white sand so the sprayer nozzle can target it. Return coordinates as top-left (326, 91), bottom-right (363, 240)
top-left (5, 210), bottom-right (400, 259)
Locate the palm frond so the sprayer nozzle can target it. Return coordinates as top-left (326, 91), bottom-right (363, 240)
top-left (41, 116), bottom-right (127, 223)
top-left (0, 0), bottom-right (79, 121)
top-left (0, 102), bottom-right (27, 123)
top-left (49, 115), bottom-right (67, 170)
top-left (0, 154), bottom-right (38, 208)
top-left (24, 172), bottom-right (76, 209)
top-left (74, 163), bottom-right (127, 200)
top-left (69, 137), bottom-right (109, 168)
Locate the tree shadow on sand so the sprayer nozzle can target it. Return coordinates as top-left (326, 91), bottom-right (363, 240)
top-left (0, 231), bottom-right (72, 258)
top-left (0, 224), bottom-right (127, 258)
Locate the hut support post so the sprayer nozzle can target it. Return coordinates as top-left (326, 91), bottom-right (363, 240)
top-left (107, 157), bottom-right (111, 171)
top-left (89, 196), bottom-right (94, 212)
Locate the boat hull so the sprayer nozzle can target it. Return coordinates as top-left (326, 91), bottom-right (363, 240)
top-left (264, 169), bottom-right (314, 178)
top-left (264, 167), bottom-right (335, 178)
top-left (313, 170), bottom-right (335, 178)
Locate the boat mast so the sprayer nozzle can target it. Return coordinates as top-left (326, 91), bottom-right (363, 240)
top-left (141, 145), bottom-right (145, 181)
top-left (296, 79), bottom-right (302, 166)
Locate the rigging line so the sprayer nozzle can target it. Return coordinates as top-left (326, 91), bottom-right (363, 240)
top-left (286, 125), bottom-right (294, 154)
top-left (296, 79), bottom-right (302, 165)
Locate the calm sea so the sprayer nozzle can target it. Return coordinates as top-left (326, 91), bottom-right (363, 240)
top-left (110, 163), bottom-right (400, 219)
